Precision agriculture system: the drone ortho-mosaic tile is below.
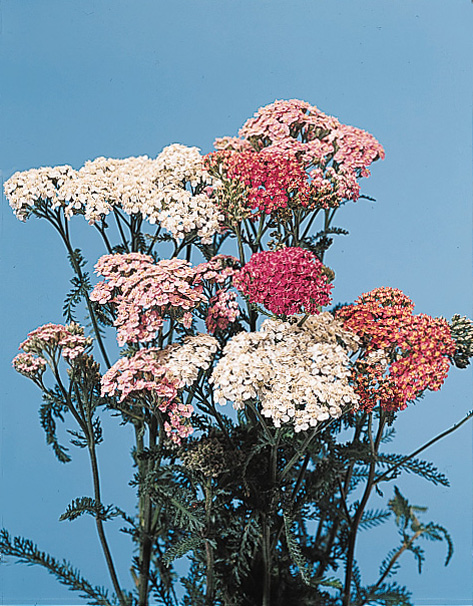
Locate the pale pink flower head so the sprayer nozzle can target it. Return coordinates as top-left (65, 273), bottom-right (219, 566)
top-left (206, 290), bottom-right (240, 334)
top-left (90, 253), bottom-right (208, 346)
top-left (13, 352), bottom-right (47, 379)
top-left (234, 247), bottom-right (333, 316)
top-left (102, 334), bottom-right (218, 443)
top-left (19, 323), bottom-right (91, 361)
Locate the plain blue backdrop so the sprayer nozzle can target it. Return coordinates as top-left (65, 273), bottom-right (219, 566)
top-left (1, 1), bottom-right (472, 604)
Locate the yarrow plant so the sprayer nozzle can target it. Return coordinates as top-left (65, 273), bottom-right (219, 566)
top-left (3, 99), bottom-right (472, 606)
top-left (234, 246), bottom-right (333, 316)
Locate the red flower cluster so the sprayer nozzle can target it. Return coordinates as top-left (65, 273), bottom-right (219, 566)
top-left (336, 287), bottom-right (456, 412)
top-left (209, 99), bottom-right (385, 218)
top-left (234, 247), bottom-right (333, 316)
top-left (207, 148), bottom-right (311, 217)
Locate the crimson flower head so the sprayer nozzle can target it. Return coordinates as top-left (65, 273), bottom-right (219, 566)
top-left (234, 247), bottom-right (333, 316)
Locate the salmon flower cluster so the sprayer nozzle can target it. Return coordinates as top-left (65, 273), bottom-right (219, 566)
top-left (101, 334), bottom-right (218, 442)
top-left (336, 287), bottom-right (456, 411)
top-left (234, 247), bottom-right (333, 316)
top-left (90, 253), bottom-right (207, 346)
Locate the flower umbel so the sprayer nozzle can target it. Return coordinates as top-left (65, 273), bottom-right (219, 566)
top-left (337, 287), bottom-right (456, 411)
top-left (211, 313), bottom-right (359, 432)
top-left (234, 247), bottom-right (333, 316)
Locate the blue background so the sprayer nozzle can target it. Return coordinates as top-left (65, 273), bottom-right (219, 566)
top-left (1, 1), bottom-right (472, 604)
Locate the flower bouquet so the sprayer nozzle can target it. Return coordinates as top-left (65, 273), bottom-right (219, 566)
top-left (3, 99), bottom-right (472, 606)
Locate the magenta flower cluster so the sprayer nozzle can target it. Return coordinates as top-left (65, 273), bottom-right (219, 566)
top-left (234, 247), bottom-right (333, 316)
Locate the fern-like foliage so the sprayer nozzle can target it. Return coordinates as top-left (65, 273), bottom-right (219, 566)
top-left (375, 454), bottom-right (449, 487)
top-left (63, 248), bottom-right (92, 323)
top-left (59, 496), bottom-right (123, 522)
top-left (39, 389), bottom-right (71, 463)
top-left (359, 509), bottom-right (392, 531)
top-left (162, 535), bottom-right (204, 566)
top-left (0, 529), bottom-right (116, 606)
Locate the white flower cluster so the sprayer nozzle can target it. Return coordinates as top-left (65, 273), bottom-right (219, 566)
top-left (60, 156), bottom-right (161, 223)
top-left (146, 144), bottom-right (224, 244)
top-left (4, 145), bottom-right (224, 243)
top-left (4, 165), bottom-right (77, 221)
top-left (166, 333), bottom-right (219, 387)
top-left (211, 312), bottom-right (360, 432)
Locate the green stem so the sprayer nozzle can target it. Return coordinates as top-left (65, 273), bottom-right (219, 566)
top-left (49, 212), bottom-right (111, 369)
top-left (137, 415), bottom-right (158, 606)
top-left (300, 209), bottom-right (320, 242)
top-left (375, 409), bottom-right (473, 485)
top-left (343, 412), bottom-right (386, 606)
top-left (261, 513), bottom-right (271, 606)
top-left (204, 478), bottom-right (215, 605)
top-left (88, 438), bottom-right (126, 606)
top-left (113, 208), bottom-right (130, 252)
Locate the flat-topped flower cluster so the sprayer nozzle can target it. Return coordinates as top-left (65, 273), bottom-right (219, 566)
top-left (208, 99), bottom-right (385, 219)
top-left (337, 287), bottom-right (456, 411)
top-left (13, 323), bottom-right (92, 380)
top-left (4, 144), bottom-right (223, 244)
top-left (90, 253), bottom-right (207, 345)
top-left (234, 247), bottom-right (333, 316)
top-left (211, 313), bottom-right (360, 432)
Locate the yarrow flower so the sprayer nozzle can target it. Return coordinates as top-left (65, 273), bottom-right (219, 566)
top-left (194, 254), bottom-right (240, 285)
top-left (336, 287), bottom-right (456, 412)
top-left (206, 148), bottom-right (312, 218)
top-left (13, 323), bottom-right (92, 382)
top-left (206, 290), bottom-right (240, 334)
top-left (210, 313), bottom-right (360, 432)
top-left (4, 165), bottom-right (78, 221)
top-left (102, 334), bottom-right (218, 442)
top-left (13, 352), bottom-right (47, 380)
top-left (208, 99), bottom-right (384, 219)
top-left (4, 145), bottom-right (224, 244)
top-left (90, 253), bottom-right (208, 346)
top-left (234, 247), bottom-right (333, 316)
top-left (145, 144), bottom-right (224, 244)
top-left (18, 323), bottom-right (91, 360)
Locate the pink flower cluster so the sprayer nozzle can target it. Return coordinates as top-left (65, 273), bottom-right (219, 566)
top-left (206, 290), bottom-right (240, 334)
top-left (90, 253), bottom-right (207, 346)
top-left (207, 148), bottom-right (311, 217)
top-left (193, 254), bottom-right (241, 333)
top-left (336, 287), bottom-right (456, 412)
top-left (210, 99), bottom-right (384, 216)
top-left (13, 323), bottom-right (91, 381)
top-left (17, 323), bottom-right (91, 361)
top-left (13, 352), bottom-right (47, 379)
top-left (101, 347), bottom-right (192, 442)
top-left (194, 254), bottom-right (240, 284)
top-left (237, 99), bottom-right (384, 173)
top-left (101, 334), bottom-right (218, 443)
top-left (234, 247), bottom-right (333, 316)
